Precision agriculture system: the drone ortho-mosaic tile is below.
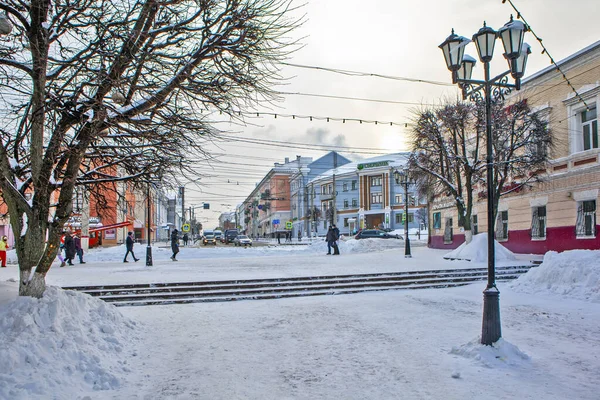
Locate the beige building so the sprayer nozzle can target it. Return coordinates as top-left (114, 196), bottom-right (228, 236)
top-left (430, 40), bottom-right (600, 254)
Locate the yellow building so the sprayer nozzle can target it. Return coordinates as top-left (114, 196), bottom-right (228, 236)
top-left (430, 40), bottom-right (600, 254)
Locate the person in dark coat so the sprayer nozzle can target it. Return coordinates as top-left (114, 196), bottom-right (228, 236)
top-left (123, 231), bottom-right (139, 263)
top-left (325, 226), bottom-right (335, 255)
top-left (74, 234), bottom-right (86, 264)
top-left (171, 229), bottom-right (180, 261)
top-left (63, 231), bottom-right (76, 266)
top-left (276, 232), bottom-right (281, 244)
top-left (183, 233), bottom-right (189, 246)
top-left (332, 224), bottom-right (340, 255)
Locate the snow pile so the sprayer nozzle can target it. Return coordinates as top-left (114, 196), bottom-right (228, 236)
top-left (304, 237), bottom-right (403, 254)
top-left (450, 338), bottom-right (530, 368)
top-left (0, 285), bottom-right (139, 400)
top-left (444, 233), bottom-right (516, 262)
top-left (510, 250), bottom-right (600, 302)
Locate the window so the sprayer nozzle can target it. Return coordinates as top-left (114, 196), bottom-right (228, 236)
top-left (321, 186), bottom-right (326, 195)
top-left (472, 215), bottom-right (478, 235)
top-left (576, 200), bottom-right (596, 238)
top-left (395, 195), bottom-right (403, 204)
top-left (395, 213), bottom-right (414, 224)
top-left (531, 206), bottom-right (547, 239)
top-left (371, 192), bottom-right (382, 204)
top-left (351, 180), bottom-right (357, 190)
top-left (433, 212), bottom-right (441, 229)
top-left (443, 218), bottom-right (453, 243)
top-left (343, 218), bottom-right (349, 227)
top-left (581, 107), bottom-right (598, 151)
top-left (495, 211), bottom-right (509, 240)
top-left (328, 184), bottom-right (333, 194)
top-left (371, 177), bottom-right (382, 186)
top-left (352, 199), bottom-right (358, 207)
top-left (343, 199), bottom-right (349, 208)
top-left (343, 183), bottom-right (348, 192)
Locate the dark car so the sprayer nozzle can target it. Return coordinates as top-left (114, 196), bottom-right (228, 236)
top-left (355, 229), bottom-right (401, 239)
top-left (224, 229), bottom-right (239, 244)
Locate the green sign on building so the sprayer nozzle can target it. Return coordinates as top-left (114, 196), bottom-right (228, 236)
top-left (357, 161), bottom-right (389, 170)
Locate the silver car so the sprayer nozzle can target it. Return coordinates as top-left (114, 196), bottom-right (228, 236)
top-left (233, 235), bottom-right (252, 246)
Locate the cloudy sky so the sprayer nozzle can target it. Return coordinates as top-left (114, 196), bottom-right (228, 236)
top-left (186, 0), bottom-right (599, 228)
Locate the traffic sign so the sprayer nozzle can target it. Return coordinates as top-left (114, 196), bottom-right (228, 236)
top-left (182, 223), bottom-right (191, 232)
top-left (285, 221), bottom-right (293, 229)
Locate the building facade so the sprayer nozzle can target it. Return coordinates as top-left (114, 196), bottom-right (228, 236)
top-left (429, 40), bottom-right (600, 254)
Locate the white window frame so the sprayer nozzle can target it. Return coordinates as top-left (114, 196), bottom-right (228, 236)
top-left (371, 192), bottom-right (382, 204)
top-left (581, 107), bottom-right (598, 151)
top-left (565, 86), bottom-right (600, 154)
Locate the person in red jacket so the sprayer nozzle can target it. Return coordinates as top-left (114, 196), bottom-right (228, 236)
top-left (0, 236), bottom-right (8, 267)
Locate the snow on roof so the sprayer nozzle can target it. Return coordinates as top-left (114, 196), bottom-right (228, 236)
top-left (523, 40), bottom-right (600, 84)
top-left (308, 152), bottom-right (411, 184)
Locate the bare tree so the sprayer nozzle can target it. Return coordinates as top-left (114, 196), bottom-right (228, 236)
top-left (409, 98), bottom-right (551, 244)
top-left (409, 101), bottom-right (483, 244)
top-left (0, 0), bottom-right (303, 297)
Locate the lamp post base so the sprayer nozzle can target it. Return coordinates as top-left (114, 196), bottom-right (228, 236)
top-left (481, 286), bottom-right (501, 345)
top-left (146, 245), bottom-right (153, 267)
top-left (404, 237), bottom-right (412, 258)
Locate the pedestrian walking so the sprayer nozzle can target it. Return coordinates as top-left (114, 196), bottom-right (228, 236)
top-left (326, 226), bottom-right (335, 255)
top-left (277, 232), bottom-right (281, 244)
top-left (63, 231), bottom-right (76, 266)
top-left (332, 224), bottom-right (340, 255)
top-left (298, 230), bottom-right (302, 242)
top-left (74, 234), bottom-right (86, 264)
top-left (171, 229), bottom-right (180, 261)
top-left (183, 233), bottom-right (189, 246)
top-left (0, 235), bottom-right (8, 267)
top-left (123, 231), bottom-right (139, 263)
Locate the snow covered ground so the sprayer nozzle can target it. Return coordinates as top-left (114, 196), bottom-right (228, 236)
top-left (1, 237), bottom-right (598, 400)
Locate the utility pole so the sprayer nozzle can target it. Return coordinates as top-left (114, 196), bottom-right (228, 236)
top-left (179, 186), bottom-right (185, 229)
top-left (146, 182), bottom-right (153, 266)
top-left (310, 183), bottom-right (314, 238)
top-left (80, 187), bottom-right (90, 252)
top-left (332, 152), bottom-right (338, 226)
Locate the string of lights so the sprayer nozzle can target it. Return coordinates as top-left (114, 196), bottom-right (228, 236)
top-left (503, 0), bottom-right (591, 110)
top-left (280, 62), bottom-right (454, 87)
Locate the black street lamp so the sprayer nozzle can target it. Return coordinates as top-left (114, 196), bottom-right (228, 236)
top-left (439, 16), bottom-right (530, 346)
top-left (146, 181), bottom-right (153, 266)
top-left (394, 169), bottom-right (412, 258)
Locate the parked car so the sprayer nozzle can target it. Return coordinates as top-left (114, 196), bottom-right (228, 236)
top-left (224, 229), bottom-right (239, 244)
top-left (233, 235), bottom-right (252, 247)
top-left (214, 230), bottom-right (223, 242)
top-left (355, 229), bottom-right (401, 239)
top-left (203, 233), bottom-right (217, 245)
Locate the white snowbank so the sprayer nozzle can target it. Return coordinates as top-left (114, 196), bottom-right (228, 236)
top-left (450, 337), bottom-right (531, 368)
top-left (510, 250), bottom-right (600, 302)
top-left (0, 284), bottom-right (139, 400)
top-left (444, 233), bottom-right (516, 262)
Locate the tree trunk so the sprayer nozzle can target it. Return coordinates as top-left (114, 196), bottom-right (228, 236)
top-left (464, 229), bottom-right (473, 244)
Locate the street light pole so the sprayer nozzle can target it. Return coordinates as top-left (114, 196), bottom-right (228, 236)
top-left (439, 16), bottom-right (530, 345)
top-left (403, 175), bottom-right (412, 258)
top-left (394, 169), bottom-right (412, 258)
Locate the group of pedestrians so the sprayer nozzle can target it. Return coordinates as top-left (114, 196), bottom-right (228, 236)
top-left (326, 224), bottom-right (340, 255)
top-left (60, 231), bottom-right (86, 267)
